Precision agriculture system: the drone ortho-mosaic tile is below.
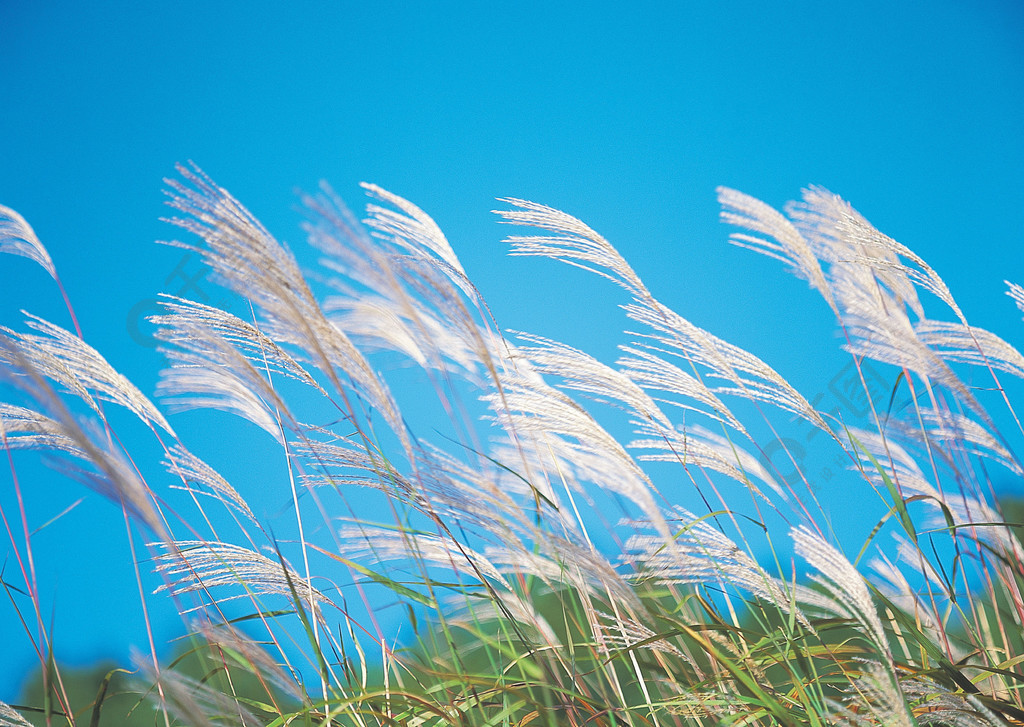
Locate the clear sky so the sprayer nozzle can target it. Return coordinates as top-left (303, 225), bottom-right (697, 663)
top-left (1, 0), bottom-right (1023, 701)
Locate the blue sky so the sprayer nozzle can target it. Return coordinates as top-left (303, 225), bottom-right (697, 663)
top-left (1, 0), bottom-right (1023, 701)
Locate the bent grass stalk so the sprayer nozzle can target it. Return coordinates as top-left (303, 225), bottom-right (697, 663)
top-left (1, 171), bottom-right (1022, 725)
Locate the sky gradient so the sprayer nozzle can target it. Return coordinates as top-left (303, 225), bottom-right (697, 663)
top-left (1, 1), bottom-right (1023, 701)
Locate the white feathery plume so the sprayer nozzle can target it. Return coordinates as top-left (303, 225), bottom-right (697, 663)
top-left (495, 198), bottom-right (650, 299)
top-left (915, 319), bottom-right (1024, 381)
top-left (163, 164), bottom-right (318, 318)
top-left (445, 588), bottom-right (560, 649)
top-left (625, 300), bottom-right (831, 433)
top-left (303, 187), bottom-right (403, 322)
top-left (869, 552), bottom-right (942, 636)
top-left (1007, 280), bottom-right (1024, 318)
top-left (831, 278), bottom-right (983, 416)
top-left (59, 442), bottom-right (165, 537)
top-left (153, 296), bottom-right (326, 393)
top-left (340, 467), bottom-right (628, 613)
top-left (891, 534), bottom-right (953, 596)
top-left (155, 334), bottom-right (288, 442)
top-left (299, 181), bottom-right (378, 293)
top-left (307, 320), bottom-right (409, 447)
top-left (405, 442), bottom-right (538, 538)
top-left (307, 182), bottom-right (497, 386)
top-left (827, 660), bottom-right (912, 727)
top-left (786, 186), bottom-right (926, 319)
top-left (483, 350), bottom-right (665, 528)
top-left (193, 620), bottom-right (302, 700)
top-left (847, 425), bottom-right (925, 488)
top-left (850, 427), bottom-right (1021, 557)
top-left (900, 676), bottom-right (1005, 727)
top-left (0, 205), bottom-right (56, 279)
top-left (0, 704), bottom-right (32, 727)
top-left (511, 332), bottom-right (673, 429)
top-left (618, 345), bottom-right (746, 434)
top-left (790, 186), bottom-right (966, 324)
top-left (592, 611), bottom-right (687, 660)
top-left (624, 508), bottom-right (808, 627)
top-left (135, 652), bottom-right (264, 727)
top-left (721, 184), bottom-right (1008, 443)
top-left (164, 445), bottom-right (256, 523)
top-left (366, 192), bottom-right (505, 384)
top-left (153, 297), bottom-right (330, 442)
top-left (337, 525), bottom-right (507, 587)
top-left (775, 186), bottom-right (990, 420)
top-left (164, 164), bottom-right (408, 447)
top-left (843, 254), bottom-right (962, 322)
top-left (1, 315), bottom-right (174, 435)
top-left (737, 186), bottom-right (992, 424)
top-left (153, 541), bottom-right (332, 611)
top-left (897, 407), bottom-right (1021, 476)
top-left (792, 525), bottom-right (890, 657)
top-left (486, 536), bottom-right (646, 614)
top-left (0, 404), bottom-right (165, 531)
top-left (0, 327), bottom-right (95, 409)
top-left (0, 337), bottom-right (167, 536)
top-left (629, 421), bottom-right (741, 482)
top-left (296, 436), bottom-right (419, 499)
top-left (484, 437), bottom-right (588, 535)
top-left (311, 435), bottom-right (524, 548)
top-left (830, 271), bottom-right (924, 367)
top-left (328, 297), bottom-right (433, 367)
top-left (300, 435), bottom-right (528, 540)
top-left (686, 423), bottom-right (786, 500)
top-left (362, 183), bottom-right (475, 301)
top-left (845, 426), bottom-right (925, 484)
top-left (718, 186), bottom-right (836, 314)
top-left (326, 294), bottom-right (487, 381)
top-left (630, 421), bottom-right (786, 502)
top-left (0, 403), bottom-right (89, 457)
top-left (53, 428), bottom-right (166, 537)
top-left (495, 391), bottom-right (658, 521)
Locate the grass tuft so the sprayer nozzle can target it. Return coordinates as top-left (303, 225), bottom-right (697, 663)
top-left (2, 174), bottom-right (1023, 725)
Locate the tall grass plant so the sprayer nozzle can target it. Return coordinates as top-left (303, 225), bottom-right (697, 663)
top-left (2, 168), bottom-right (1023, 725)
